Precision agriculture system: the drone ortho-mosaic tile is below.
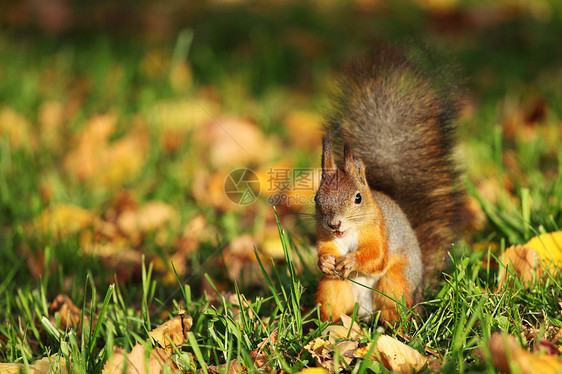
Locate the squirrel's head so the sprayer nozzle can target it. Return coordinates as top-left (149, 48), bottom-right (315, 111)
top-left (315, 136), bottom-right (374, 238)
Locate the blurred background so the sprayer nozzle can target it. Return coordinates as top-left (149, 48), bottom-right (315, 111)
top-left (1, 0), bottom-right (562, 302)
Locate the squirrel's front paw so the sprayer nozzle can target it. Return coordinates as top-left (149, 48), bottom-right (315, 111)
top-left (335, 254), bottom-right (356, 279)
top-left (318, 255), bottom-right (337, 276)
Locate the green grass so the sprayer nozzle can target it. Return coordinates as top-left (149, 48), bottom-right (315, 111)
top-left (1, 1), bottom-right (562, 372)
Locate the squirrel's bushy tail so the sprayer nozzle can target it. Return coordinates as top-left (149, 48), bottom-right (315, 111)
top-left (326, 46), bottom-right (469, 281)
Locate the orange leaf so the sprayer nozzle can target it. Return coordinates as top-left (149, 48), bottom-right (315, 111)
top-left (497, 245), bottom-right (542, 289)
top-left (489, 333), bottom-right (562, 374)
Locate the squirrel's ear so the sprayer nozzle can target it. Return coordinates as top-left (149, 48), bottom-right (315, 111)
top-left (344, 142), bottom-right (367, 184)
top-left (321, 136), bottom-right (336, 176)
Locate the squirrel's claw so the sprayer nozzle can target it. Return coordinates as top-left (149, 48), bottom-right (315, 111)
top-left (318, 254), bottom-right (337, 276)
top-left (335, 253), bottom-right (356, 279)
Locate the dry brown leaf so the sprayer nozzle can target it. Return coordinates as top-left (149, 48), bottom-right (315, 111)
top-left (304, 337), bottom-right (333, 371)
top-left (225, 292), bottom-right (255, 323)
top-left (197, 117), bottom-right (270, 169)
top-left (63, 113), bottom-right (117, 180)
top-left (149, 312), bottom-right (193, 351)
top-left (321, 315), bottom-right (366, 346)
top-left (49, 294), bottom-right (84, 331)
top-left (304, 317), bottom-right (369, 371)
top-left (489, 333), bottom-right (562, 374)
top-left (222, 234), bottom-right (265, 286)
top-left (353, 335), bottom-right (427, 373)
top-left (192, 168), bottom-right (244, 211)
top-left (63, 114), bottom-right (149, 189)
top-left (103, 344), bottom-right (179, 374)
top-left (331, 340), bottom-right (358, 365)
top-left (249, 330), bottom-right (278, 370)
top-left (497, 245), bottom-right (542, 290)
top-left (374, 335), bottom-right (427, 373)
top-left (117, 201), bottom-right (178, 245)
top-left (340, 315), bottom-right (367, 340)
top-left (0, 356), bottom-right (68, 374)
top-left (207, 359), bottom-right (244, 374)
top-left (99, 126), bottom-right (149, 188)
top-left (81, 242), bottom-right (142, 283)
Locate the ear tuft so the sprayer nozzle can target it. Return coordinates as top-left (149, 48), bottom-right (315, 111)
top-left (321, 136), bottom-right (336, 177)
top-left (344, 142), bottom-right (355, 173)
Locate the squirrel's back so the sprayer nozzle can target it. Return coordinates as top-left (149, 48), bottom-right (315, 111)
top-left (326, 46), bottom-right (469, 281)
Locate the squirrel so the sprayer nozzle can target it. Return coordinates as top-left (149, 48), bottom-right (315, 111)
top-left (314, 46), bottom-right (470, 324)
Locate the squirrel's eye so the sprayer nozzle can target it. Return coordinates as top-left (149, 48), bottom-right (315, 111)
top-left (354, 193), bottom-right (362, 204)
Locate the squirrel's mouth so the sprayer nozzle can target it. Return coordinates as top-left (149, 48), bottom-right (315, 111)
top-left (332, 230), bottom-right (346, 238)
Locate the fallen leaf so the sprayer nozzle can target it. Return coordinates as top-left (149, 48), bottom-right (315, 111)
top-left (222, 234), bottom-right (264, 285)
top-left (497, 231), bottom-right (562, 290)
top-left (192, 168), bottom-right (245, 211)
top-left (198, 117), bottom-right (270, 169)
top-left (488, 333), bottom-right (562, 374)
top-left (117, 201), bottom-right (178, 245)
top-left (207, 359), bottom-right (244, 374)
top-left (103, 344), bottom-right (179, 374)
top-left (330, 340), bottom-right (358, 365)
top-left (526, 231), bottom-right (562, 269)
top-left (149, 312), bottom-right (193, 351)
top-left (0, 356), bottom-right (68, 374)
top-left (33, 204), bottom-right (96, 237)
top-left (340, 314), bottom-right (367, 340)
top-left (497, 245), bottom-right (542, 289)
top-left (297, 369), bottom-right (330, 374)
top-left (81, 242), bottom-right (142, 283)
top-left (0, 106), bottom-right (35, 150)
top-left (249, 330), bottom-right (277, 370)
top-left (304, 337), bottom-right (333, 371)
top-left (49, 294), bottom-right (83, 331)
top-left (63, 113), bottom-right (117, 181)
top-left (150, 98), bottom-right (216, 153)
top-left (354, 335), bottom-right (427, 374)
top-left (63, 114), bottom-right (149, 189)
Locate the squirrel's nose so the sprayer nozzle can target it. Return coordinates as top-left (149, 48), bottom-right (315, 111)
top-left (327, 220), bottom-right (341, 230)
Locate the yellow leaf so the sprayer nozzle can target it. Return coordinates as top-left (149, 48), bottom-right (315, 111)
top-left (0, 356), bottom-right (68, 374)
top-left (353, 336), bottom-right (428, 374)
top-left (373, 335), bottom-right (428, 374)
top-left (526, 231), bottom-right (562, 268)
top-left (297, 369), bottom-right (331, 374)
top-left (33, 204), bottom-right (96, 237)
